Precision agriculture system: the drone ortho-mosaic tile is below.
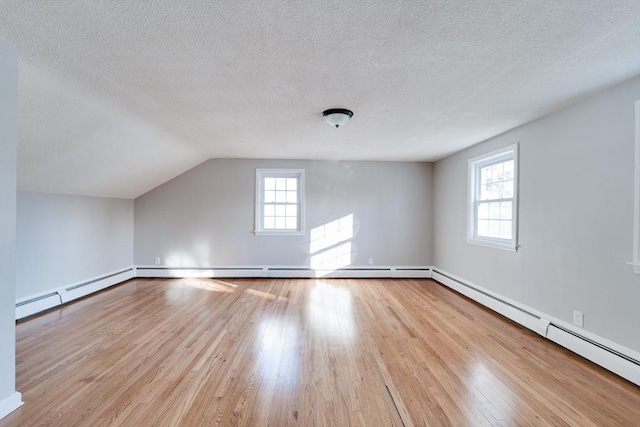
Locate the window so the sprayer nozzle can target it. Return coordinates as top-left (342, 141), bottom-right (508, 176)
top-left (255, 169), bottom-right (305, 234)
top-left (467, 144), bottom-right (519, 251)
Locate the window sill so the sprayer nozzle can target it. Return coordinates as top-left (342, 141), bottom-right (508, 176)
top-left (253, 230), bottom-right (305, 236)
top-left (627, 262), bottom-right (640, 274)
top-left (466, 237), bottom-right (518, 252)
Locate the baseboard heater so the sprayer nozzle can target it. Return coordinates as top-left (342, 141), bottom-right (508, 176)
top-left (135, 265), bottom-right (433, 279)
top-left (15, 267), bottom-right (136, 320)
top-left (431, 268), bottom-right (640, 386)
top-left (15, 292), bottom-right (62, 320)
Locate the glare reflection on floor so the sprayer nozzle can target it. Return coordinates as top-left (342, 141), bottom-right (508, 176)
top-left (186, 279), bottom-right (237, 293)
top-left (467, 361), bottom-right (514, 420)
top-left (164, 279), bottom-right (237, 303)
top-left (307, 281), bottom-right (355, 343)
top-left (246, 288), bottom-right (277, 300)
top-left (255, 317), bottom-right (299, 387)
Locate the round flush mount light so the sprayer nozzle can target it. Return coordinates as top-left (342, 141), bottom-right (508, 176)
top-left (322, 108), bottom-right (353, 128)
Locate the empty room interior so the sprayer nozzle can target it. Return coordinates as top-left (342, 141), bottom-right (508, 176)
top-left (1, 1), bottom-right (639, 425)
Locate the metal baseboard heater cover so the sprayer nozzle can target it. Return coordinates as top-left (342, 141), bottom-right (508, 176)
top-left (15, 267), bottom-right (135, 320)
top-left (134, 265), bottom-right (434, 279)
top-left (431, 268), bottom-right (640, 385)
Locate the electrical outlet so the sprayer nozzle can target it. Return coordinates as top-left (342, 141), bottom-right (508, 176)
top-left (573, 310), bottom-right (584, 327)
top-left (368, 258), bottom-right (374, 266)
top-left (154, 256), bottom-right (161, 265)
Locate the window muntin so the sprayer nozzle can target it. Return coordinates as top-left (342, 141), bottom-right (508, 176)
top-left (468, 144), bottom-right (518, 250)
top-left (255, 169), bottom-right (304, 234)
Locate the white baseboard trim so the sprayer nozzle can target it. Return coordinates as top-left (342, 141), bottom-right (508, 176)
top-left (15, 265), bottom-right (430, 319)
top-left (0, 391), bottom-right (23, 419)
top-left (15, 292), bottom-right (61, 320)
top-left (59, 267), bottom-right (136, 304)
top-left (134, 265), bottom-right (433, 279)
top-left (431, 267), bottom-right (640, 386)
top-left (137, 267), bottom-right (264, 279)
top-left (15, 266), bottom-right (136, 320)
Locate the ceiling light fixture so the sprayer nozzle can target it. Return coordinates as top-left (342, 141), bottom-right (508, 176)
top-left (322, 108), bottom-right (353, 128)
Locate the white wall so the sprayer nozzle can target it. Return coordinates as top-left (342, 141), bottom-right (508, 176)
top-left (0, 37), bottom-right (20, 416)
top-left (16, 192), bottom-right (134, 300)
top-left (434, 77), bottom-right (640, 353)
top-left (135, 159), bottom-right (433, 268)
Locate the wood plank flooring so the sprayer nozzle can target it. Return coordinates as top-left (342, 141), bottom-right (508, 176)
top-left (2, 278), bottom-right (638, 426)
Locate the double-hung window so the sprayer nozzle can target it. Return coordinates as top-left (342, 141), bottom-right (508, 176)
top-left (255, 169), bottom-right (305, 235)
top-left (468, 144), bottom-right (519, 251)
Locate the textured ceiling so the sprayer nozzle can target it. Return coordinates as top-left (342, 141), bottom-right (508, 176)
top-left (1, 0), bottom-right (639, 199)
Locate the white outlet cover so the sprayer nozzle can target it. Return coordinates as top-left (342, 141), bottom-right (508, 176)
top-left (573, 310), bottom-right (584, 327)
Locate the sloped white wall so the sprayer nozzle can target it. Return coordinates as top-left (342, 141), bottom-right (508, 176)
top-left (134, 160), bottom-right (433, 269)
top-left (16, 192), bottom-right (134, 300)
top-left (433, 77), bottom-right (640, 352)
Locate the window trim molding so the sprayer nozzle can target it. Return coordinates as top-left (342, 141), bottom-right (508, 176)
top-left (629, 100), bottom-right (640, 274)
top-left (254, 168), bottom-right (305, 236)
top-left (466, 143), bottom-right (519, 252)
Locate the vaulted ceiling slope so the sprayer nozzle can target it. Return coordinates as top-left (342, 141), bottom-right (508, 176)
top-left (1, 1), bottom-right (638, 199)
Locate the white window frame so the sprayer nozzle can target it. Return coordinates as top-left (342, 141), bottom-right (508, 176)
top-left (467, 143), bottom-right (519, 251)
top-left (254, 169), bottom-right (305, 236)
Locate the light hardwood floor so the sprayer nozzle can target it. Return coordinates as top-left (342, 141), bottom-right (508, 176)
top-left (2, 278), bottom-right (638, 426)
